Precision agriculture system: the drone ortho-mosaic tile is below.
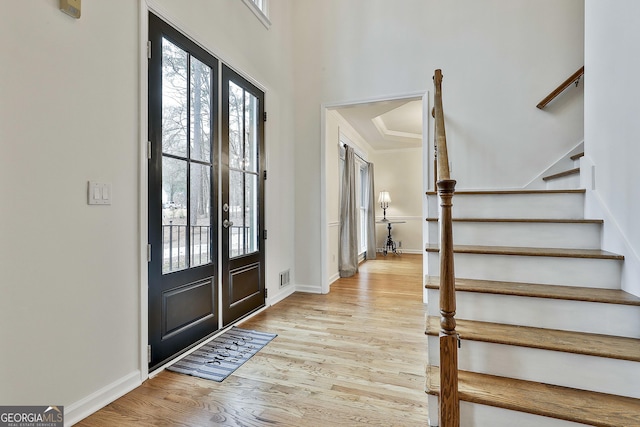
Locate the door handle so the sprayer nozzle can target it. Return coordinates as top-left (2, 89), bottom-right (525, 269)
top-left (223, 219), bottom-right (234, 228)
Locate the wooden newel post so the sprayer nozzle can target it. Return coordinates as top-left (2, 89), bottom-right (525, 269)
top-left (437, 178), bottom-right (459, 427)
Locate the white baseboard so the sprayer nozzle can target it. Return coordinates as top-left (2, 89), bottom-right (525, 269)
top-left (328, 272), bottom-right (340, 285)
top-left (398, 249), bottom-right (423, 255)
top-left (269, 285), bottom-right (296, 306)
top-left (296, 283), bottom-right (323, 294)
top-left (65, 370), bottom-right (141, 426)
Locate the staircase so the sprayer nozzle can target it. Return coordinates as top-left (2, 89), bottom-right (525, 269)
top-left (425, 188), bottom-right (640, 426)
top-left (527, 143), bottom-right (584, 190)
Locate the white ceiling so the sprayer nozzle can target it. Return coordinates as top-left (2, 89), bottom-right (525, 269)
top-left (333, 98), bottom-right (423, 150)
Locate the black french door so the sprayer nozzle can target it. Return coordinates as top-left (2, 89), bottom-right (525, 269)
top-left (148, 14), bottom-right (267, 370)
top-left (221, 66), bottom-right (266, 326)
top-left (148, 13), bottom-right (219, 370)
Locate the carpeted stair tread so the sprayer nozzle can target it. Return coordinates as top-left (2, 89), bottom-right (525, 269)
top-left (425, 244), bottom-right (624, 260)
top-left (425, 217), bottom-right (603, 224)
top-left (425, 316), bottom-right (640, 362)
top-left (426, 366), bottom-right (640, 427)
top-left (425, 277), bottom-right (640, 306)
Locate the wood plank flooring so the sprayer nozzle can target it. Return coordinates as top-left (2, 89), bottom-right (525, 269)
top-left (77, 254), bottom-right (428, 427)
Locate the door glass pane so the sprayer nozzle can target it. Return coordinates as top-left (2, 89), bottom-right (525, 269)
top-left (228, 171), bottom-right (258, 258)
top-left (227, 80), bottom-right (259, 259)
top-left (162, 157), bottom-right (187, 273)
top-left (244, 92), bottom-right (258, 173)
top-left (245, 173), bottom-right (258, 254)
top-left (228, 82), bottom-right (244, 170)
top-left (190, 58), bottom-right (211, 162)
top-left (162, 38), bottom-right (188, 157)
top-left (190, 163), bottom-right (211, 267)
top-left (229, 170), bottom-right (244, 258)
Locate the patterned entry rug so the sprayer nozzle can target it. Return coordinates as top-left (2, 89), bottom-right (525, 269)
top-left (167, 327), bottom-right (277, 382)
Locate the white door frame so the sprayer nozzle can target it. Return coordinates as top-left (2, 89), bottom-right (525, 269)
top-left (320, 91), bottom-right (431, 296)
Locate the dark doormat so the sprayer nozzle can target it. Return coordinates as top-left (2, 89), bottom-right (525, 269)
top-left (167, 327), bottom-right (277, 382)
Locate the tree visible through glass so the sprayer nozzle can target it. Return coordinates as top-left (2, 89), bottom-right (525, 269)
top-left (228, 82), bottom-right (258, 258)
top-left (161, 38), bottom-right (213, 274)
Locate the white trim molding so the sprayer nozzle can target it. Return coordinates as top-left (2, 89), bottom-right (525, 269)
top-left (296, 283), bottom-right (324, 294)
top-left (321, 90), bottom-right (429, 295)
top-left (241, 0), bottom-right (271, 29)
top-left (65, 371), bottom-right (141, 426)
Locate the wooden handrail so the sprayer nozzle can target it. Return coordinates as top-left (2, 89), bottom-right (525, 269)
top-left (434, 70), bottom-right (450, 180)
top-left (432, 69), bottom-right (459, 427)
top-left (536, 66), bottom-right (584, 109)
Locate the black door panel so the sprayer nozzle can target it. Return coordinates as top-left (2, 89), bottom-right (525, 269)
top-left (148, 13), bottom-right (219, 370)
top-left (221, 66), bottom-right (266, 326)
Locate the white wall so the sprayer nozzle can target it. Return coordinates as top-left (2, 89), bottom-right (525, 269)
top-left (294, 0), bottom-right (584, 292)
top-left (584, 0), bottom-right (640, 296)
top-left (0, 0), bottom-right (140, 412)
top-left (0, 0), bottom-right (296, 423)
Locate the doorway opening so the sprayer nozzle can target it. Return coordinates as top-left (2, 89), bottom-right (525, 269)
top-left (321, 93), bottom-right (430, 301)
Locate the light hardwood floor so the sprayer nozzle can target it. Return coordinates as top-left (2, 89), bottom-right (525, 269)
top-left (78, 254), bottom-right (428, 426)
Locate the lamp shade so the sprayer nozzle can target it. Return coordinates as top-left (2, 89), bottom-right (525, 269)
top-left (378, 191), bottom-right (391, 205)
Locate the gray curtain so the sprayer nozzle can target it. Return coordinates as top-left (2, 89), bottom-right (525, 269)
top-left (339, 145), bottom-right (359, 277)
top-left (365, 162), bottom-right (377, 260)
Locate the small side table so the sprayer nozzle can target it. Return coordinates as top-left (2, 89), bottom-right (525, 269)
top-left (376, 219), bottom-right (405, 255)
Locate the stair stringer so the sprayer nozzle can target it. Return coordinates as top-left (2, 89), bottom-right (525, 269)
top-left (524, 140), bottom-right (584, 190)
top-left (584, 184), bottom-right (640, 298)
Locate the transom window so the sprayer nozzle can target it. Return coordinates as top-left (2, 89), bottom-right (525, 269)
top-left (241, 0), bottom-right (271, 28)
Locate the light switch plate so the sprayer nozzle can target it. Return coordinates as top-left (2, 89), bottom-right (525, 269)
top-left (88, 181), bottom-right (111, 205)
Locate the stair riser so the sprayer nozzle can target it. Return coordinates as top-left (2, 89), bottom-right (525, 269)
top-left (428, 336), bottom-right (640, 398)
top-left (428, 221), bottom-right (601, 249)
top-left (426, 289), bottom-right (640, 338)
top-left (427, 252), bottom-right (622, 288)
top-left (427, 397), bottom-right (590, 427)
top-left (427, 193), bottom-right (585, 219)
